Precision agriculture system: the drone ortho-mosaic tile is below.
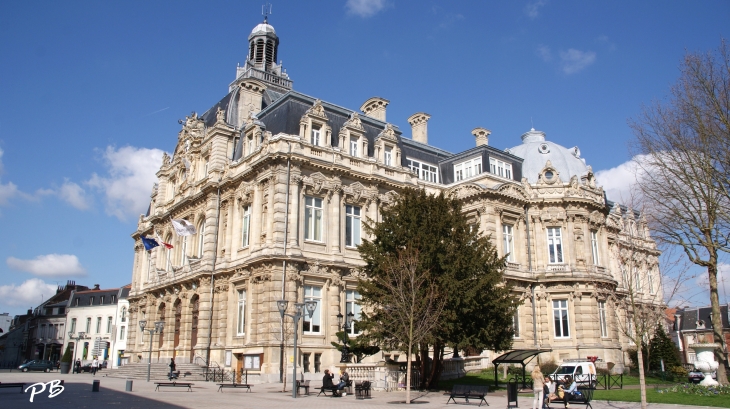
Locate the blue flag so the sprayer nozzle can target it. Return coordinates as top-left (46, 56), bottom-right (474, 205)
top-left (141, 236), bottom-right (159, 251)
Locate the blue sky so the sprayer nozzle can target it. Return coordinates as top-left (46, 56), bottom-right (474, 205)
top-left (1, 0), bottom-right (728, 315)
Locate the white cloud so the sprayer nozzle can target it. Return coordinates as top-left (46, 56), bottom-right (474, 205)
top-left (87, 146), bottom-right (164, 221)
top-left (559, 49), bottom-right (596, 74)
top-left (7, 254), bottom-right (87, 277)
top-left (0, 148), bottom-right (20, 206)
top-left (58, 179), bottom-right (91, 210)
top-left (524, 0), bottom-right (547, 19)
top-left (536, 45), bottom-right (552, 62)
top-left (345, 0), bottom-right (386, 18)
top-left (595, 156), bottom-right (642, 203)
top-left (596, 35), bottom-right (617, 51)
top-left (0, 279), bottom-right (59, 307)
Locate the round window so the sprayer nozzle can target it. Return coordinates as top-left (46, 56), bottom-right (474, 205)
top-left (538, 144), bottom-right (550, 154)
top-left (544, 171), bottom-right (554, 179)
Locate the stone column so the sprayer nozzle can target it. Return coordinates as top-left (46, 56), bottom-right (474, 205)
top-left (288, 175), bottom-right (301, 250)
top-left (330, 187), bottom-right (342, 255)
top-left (230, 200), bottom-right (242, 259)
top-left (366, 199), bottom-right (377, 240)
top-left (224, 201), bottom-right (235, 261)
top-left (250, 181), bottom-right (263, 251)
top-left (266, 177), bottom-right (276, 247)
top-left (217, 284), bottom-right (229, 345)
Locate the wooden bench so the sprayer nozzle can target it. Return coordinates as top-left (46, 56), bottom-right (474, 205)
top-left (217, 383), bottom-right (252, 392)
top-left (154, 382), bottom-right (193, 392)
top-left (562, 388), bottom-right (593, 409)
top-left (0, 383), bottom-right (25, 393)
top-left (447, 384), bottom-right (489, 407)
top-left (317, 385), bottom-right (340, 397)
top-left (297, 380), bottom-right (310, 395)
top-left (355, 381), bottom-right (371, 400)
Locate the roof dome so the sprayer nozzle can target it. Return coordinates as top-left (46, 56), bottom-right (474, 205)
top-left (507, 128), bottom-right (589, 184)
top-left (250, 22), bottom-right (276, 36)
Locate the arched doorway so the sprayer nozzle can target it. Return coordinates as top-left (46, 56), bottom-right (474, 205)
top-left (190, 295), bottom-right (199, 363)
top-left (157, 303), bottom-right (166, 360)
top-left (173, 299), bottom-right (182, 359)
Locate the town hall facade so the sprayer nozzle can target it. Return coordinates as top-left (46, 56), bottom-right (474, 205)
top-left (125, 17), bottom-right (661, 381)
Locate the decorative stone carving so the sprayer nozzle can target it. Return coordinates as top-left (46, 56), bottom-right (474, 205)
top-left (342, 112), bottom-right (364, 131)
top-left (446, 183), bottom-right (483, 199)
top-left (306, 99), bottom-right (328, 120)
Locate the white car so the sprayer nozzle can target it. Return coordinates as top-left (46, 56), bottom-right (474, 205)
top-left (552, 361), bottom-right (597, 388)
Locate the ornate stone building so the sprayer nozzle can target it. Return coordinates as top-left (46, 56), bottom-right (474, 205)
top-left (125, 18), bottom-right (661, 381)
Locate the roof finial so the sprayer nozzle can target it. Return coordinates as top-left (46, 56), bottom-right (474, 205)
top-left (531, 117), bottom-right (535, 131)
top-left (262, 2), bottom-right (272, 23)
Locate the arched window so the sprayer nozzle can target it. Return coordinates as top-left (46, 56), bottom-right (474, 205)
top-left (179, 235), bottom-right (187, 266)
top-left (197, 220), bottom-right (206, 257)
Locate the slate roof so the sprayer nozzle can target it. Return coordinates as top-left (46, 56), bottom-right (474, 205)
top-left (68, 289), bottom-right (121, 308)
top-left (676, 304), bottom-right (730, 331)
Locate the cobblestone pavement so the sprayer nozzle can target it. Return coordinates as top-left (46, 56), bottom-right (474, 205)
top-left (0, 372), bottom-right (710, 409)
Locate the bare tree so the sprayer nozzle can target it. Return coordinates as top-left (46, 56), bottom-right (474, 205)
top-left (629, 40), bottom-right (730, 385)
top-left (358, 248), bottom-right (446, 404)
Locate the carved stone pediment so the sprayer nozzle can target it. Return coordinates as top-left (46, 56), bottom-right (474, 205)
top-left (342, 112), bottom-right (364, 131)
top-left (446, 183), bottom-right (483, 199)
top-left (306, 99), bottom-right (328, 120)
top-left (540, 206), bottom-right (566, 224)
top-left (376, 123), bottom-right (398, 142)
top-left (495, 183), bottom-right (529, 202)
top-left (304, 260), bottom-right (330, 276)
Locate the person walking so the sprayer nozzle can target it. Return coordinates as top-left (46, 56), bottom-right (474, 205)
top-left (169, 358), bottom-right (176, 379)
top-left (531, 366), bottom-right (545, 409)
top-left (91, 356), bottom-right (99, 376)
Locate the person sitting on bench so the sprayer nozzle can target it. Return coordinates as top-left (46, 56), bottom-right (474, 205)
top-left (336, 369), bottom-right (350, 395)
top-left (562, 376), bottom-right (577, 408)
top-left (323, 369), bottom-right (339, 396)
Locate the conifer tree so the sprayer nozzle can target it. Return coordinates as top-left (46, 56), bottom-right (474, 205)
top-left (357, 188), bottom-right (515, 388)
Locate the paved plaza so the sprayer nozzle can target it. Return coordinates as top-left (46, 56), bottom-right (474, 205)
top-left (0, 372), bottom-right (709, 409)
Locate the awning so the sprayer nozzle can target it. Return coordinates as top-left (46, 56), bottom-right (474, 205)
top-left (492, 349), bottom-right (551, 389)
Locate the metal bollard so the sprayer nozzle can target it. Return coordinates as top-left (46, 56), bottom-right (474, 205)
top-left (92, 380), bottom-right (100, 392)
top-left (125, 380), bottom-right (133, 392)
top-left (60, 380), bottom-right (64, 386)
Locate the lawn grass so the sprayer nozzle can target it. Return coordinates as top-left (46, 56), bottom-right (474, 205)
top-left (593, 388), bottom-right (730, 408)
top-left (437, 371), bottom-right (504, 391)
top-left (620, 374), bottom-right (676, 385)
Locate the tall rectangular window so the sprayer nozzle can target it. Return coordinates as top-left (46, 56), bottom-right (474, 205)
top-left (513, 308), bottom-right (520, 338)
top-left (179, 236), bottom-right (187, 265)
top-left (648, 270), bottom-right (655, 294)
top-left (86, 317), bottom-right (91, 333)
top-left (100, 296), bottom-right (105, 305)
top-left (119, 326), bottom-right (126, 341)
top-left (552, 299), bottom-right (570, 338)
top-left (547, 227), bottom-right (563, 264)
top-left (634, 267), bottom-right (642, 292)
top-left (591, 231), bottom-right (600, 265)
top-left (40, 325), bottom-right (46, 339)
top-left (197, 221), bottom-right (206, 257)
top-left (598, 301), bottom-right (608, 338)
top-left (106, 316), bottom-right (113, 333)
top-left (241, 205), bottom-right (251, 247)
top-left (350, 137), bottom-right (358, 157)
top-left (237, 289), bottom-right (246, 336)
top-left (384, 147), bottom-right (392, 166)
top-left (454, 158), bottom-right (482, 181)
top-left (304, 196), bottom-right (323, 242)
top-left (346, 290), bottom-right (362, 335)
top-left (503, 224), bottom-right (515, 262)
top-left (70, 318), bottom-right (76, 334)
top-left (303, 285), bottom-right (322, 334)
top-left (345, 205), bottom-right (361, 247)
top-left (311, 126), bottom-right (321, 146)
top-left (96, 317), bottom-right (102, 333)
top-left (489, 158), bottom-right (513, 179)
top-left (121, 307), bottom-right (127, 322)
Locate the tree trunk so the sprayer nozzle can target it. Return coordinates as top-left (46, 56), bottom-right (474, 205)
top-left (406, 343), bottom-right (412, 404)
top-left (636, 338), bottom-right (648, 409)
top-left (707, 256), bottom-right (729, 385)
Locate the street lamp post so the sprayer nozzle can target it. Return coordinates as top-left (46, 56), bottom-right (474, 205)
top-left (68, 332), bottom-right (87, 373)
top-left (277, 299), bottom-right (317, 398)
top-left (336, 311), bottom-right (355, 363)
top-left (138, 320), bottom-right (165, 382)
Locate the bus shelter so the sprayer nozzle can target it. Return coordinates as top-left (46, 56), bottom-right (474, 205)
top-left (492, 349), bottom-right (551, 389)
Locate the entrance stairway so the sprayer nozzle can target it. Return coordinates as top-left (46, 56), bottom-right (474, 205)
top-left (105, 363), bottom-right (209, 381)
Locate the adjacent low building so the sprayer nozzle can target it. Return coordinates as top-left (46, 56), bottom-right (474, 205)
top-left (673, 304), bottom-right (730, 365)
top-left (64, 285), bottom-right (122, 365)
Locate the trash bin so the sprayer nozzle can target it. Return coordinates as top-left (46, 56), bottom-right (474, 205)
top-left (507, 378), bottom-right (519, 408)
top-left (125, 380), bottom-right (133, 392)
top-left (92, 380), bottom-right (100, 392)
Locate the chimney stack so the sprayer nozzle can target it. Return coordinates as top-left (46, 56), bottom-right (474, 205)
top-left (360, 97), bottom-right (389, 121)
top-left (472, 127), bottom-right (491, 146)
top-left (93, 284), bottom-right (100, 290)
top-left (408, 112), bottom-right (431, 144)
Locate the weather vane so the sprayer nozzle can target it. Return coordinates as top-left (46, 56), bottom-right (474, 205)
top-left (262, 2), bottom-right (272, 23)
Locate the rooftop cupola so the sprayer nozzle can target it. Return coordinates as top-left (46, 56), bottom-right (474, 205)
top-left (521, 128), bottom-right (546, 143)
top-left (248, 19), bottom-right (279, 72)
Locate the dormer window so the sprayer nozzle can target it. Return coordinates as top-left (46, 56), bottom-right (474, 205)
top-left (384, 146), bottom-right (393, 166)
top-left (100, 296), bottom-right (105, 305)
top-left (455, 157), bottom-right (483, 181)
top-left (311, 126), bottom-right (321, 146)
top-left (407, 159), bottom-right (438, 183)
top-left (89, 296), bottom-right (94, 306)
top-left (489, 158), bottom-right (512, 179)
